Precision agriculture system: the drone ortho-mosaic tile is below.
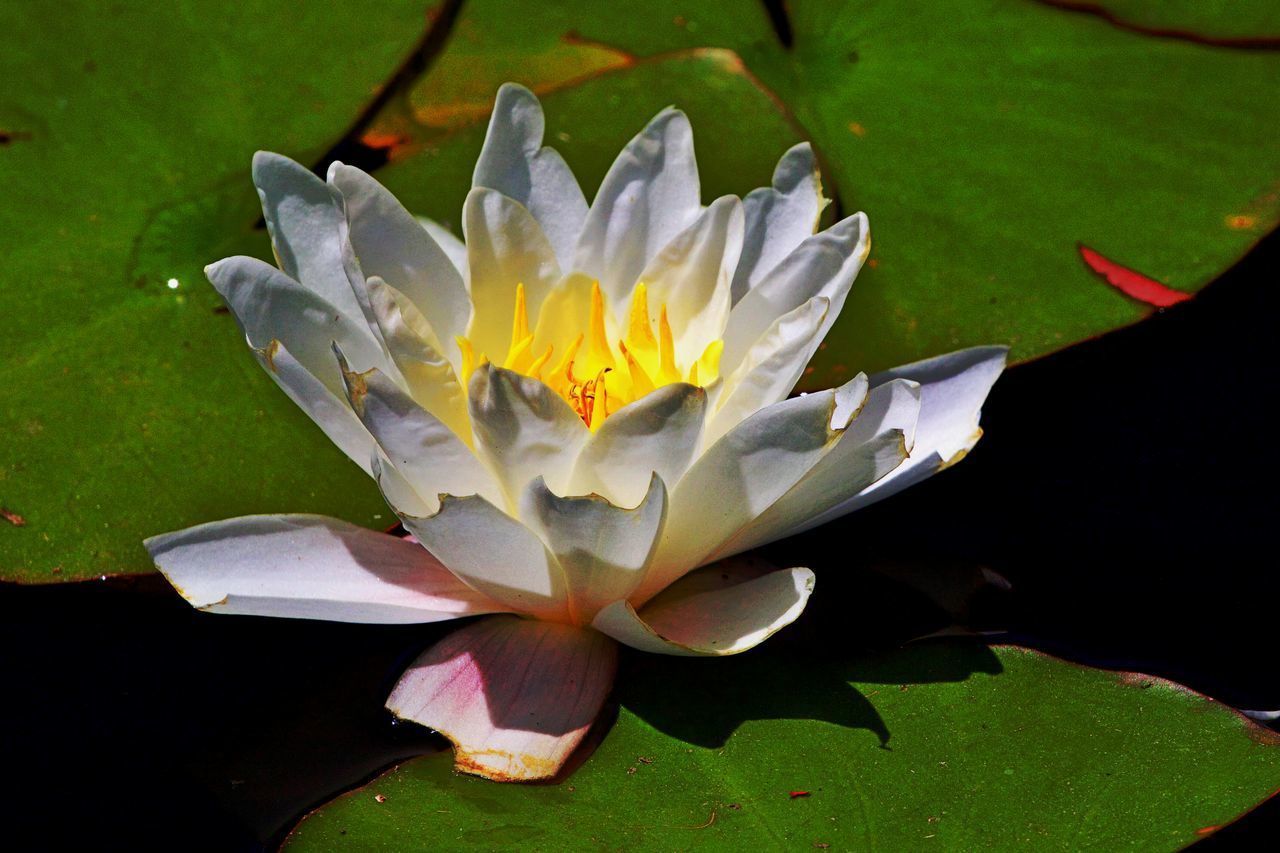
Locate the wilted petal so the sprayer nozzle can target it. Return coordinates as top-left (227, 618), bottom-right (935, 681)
top-left (473, 83), bottom-right (588, 270)
top-left (714, 377), bottom-right (921, 555)
top-left (521, 474), bottom-right (666, 622)
top-left (593, 557), bottom-right (813, 656)
top-left (337, 357), bottom-right (503, 511)
top-left (391, 490), bottom-right (570, 621)
top-left (721, 212), bottom-right (869, 376)
top-left (641, 382), bottom-right (860, 600)
top-left (387, 616), bottom-right (617, 781)
top-left (144, 515), bottom-right (507, 623)
top-left (731, 142), bottom-right (826, 303)
top-left (574, 108), bottom-right (700, 308)
top-left (706, 295), bottom-right (830, 446)
top-left (468, 364), bottom-right (589, 501)
top-left (252, 152), bottom-right (366, 324)
top-left (463, 188), bottom-right (562, 363)
top-left (639, 195), bottom-right (743, 365)
top-left (567, 383), bottom-right (706, 508)
top-left (328, 163), bottom-right (471, 355)
top-left (206, 255), bottom-right (384, 395)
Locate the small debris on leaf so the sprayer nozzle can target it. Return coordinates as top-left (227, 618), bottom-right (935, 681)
top-left (637, 756), bottom-right (653, 765)
top-left (373, 793), bottom-right (387, 804)
top-left (2, 507), bottom-right (27, 526)
top-left (790, 791), bottom-right (811, 799)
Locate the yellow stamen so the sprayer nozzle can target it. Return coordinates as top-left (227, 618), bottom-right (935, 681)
top-left (695, 339), bottom-right (723, 383)
top-left (619, 340), bottom-right (655, 398)
top-left (586, 280), bottom-right (616, 371)
top-left (511, 282), bottom-right (529, 349)
top-left (527, 344), bottom-right (554, 380)
top-left (503, 333), bottom-right (535, 371)
top-left (657, 303), bottom-right (680, 384)
top-left (456, 336), bottom-right (475, 386)
top-left (626, 282), bottom-right (657, 353)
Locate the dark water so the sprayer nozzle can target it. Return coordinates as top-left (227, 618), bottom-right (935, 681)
top-left (3, 231), bottom-right (1277, 850)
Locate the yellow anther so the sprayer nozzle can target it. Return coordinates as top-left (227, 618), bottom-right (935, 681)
top-left (456, 336), bottom-right (476, 385)
top-left (586, 280), bottom-right (616, 372)
top-left (625, 282), bottom-right (657, 352)
top-left (511, 282), bottom-right (529, 349)
top-left (619, 340), bottom-right (655, 398)
top-left (695, 339), bottom-right (723, 385)
top-left (527, 344), bottom-right (554, 380)
top-left (657, 303), bottom-right (680, 384)
top-left (503, 333), bottom-right (535, 371)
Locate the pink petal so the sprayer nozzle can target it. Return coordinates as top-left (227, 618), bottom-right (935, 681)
top-left (387, 616), bottom-right (617, 781)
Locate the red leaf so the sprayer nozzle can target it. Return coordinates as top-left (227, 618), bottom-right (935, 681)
top-left (1079, 245), bottom-right (1192, 308)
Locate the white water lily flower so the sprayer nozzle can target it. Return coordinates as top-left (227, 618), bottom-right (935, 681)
top-left (145, 84), bottom-right (1005, 782)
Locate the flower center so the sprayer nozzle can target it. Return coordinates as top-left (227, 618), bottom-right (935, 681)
top-left (457, 281), bottom-right (722, 430)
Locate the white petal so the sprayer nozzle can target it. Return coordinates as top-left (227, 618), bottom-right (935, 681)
top-left (415, 216), bottom-right (469, 281)
top-left (731, 142), bottom-right (826, 304)
top-left (521, 474), bottom-right (666, 623)
top-left (705, 295), bottom-right (830, 447)
top-left (387, 616), bottom-right (616, 781)
top-left (721, 212), bottom-right (869, 376)
top-left (639, 195), bottom-right (744, 365)
top-left (468, 364), bottom-right (590, 502)
top-left (337, 357), bottom-right (504, 512)
top-left (328, 163), bottom-right (471, 354)
top-left (574, 108), bottom-right (700, 308)
top-left (832, 346), bottom-right (1006, 514)
top-left (567, 383), bottom-right (707, 508)
top-left (593, 558), bottom-right (813, 656)
top-left (641, 386), bottom-right (849, 601)
top-left (389, 489), bottom-right (569, 621)
top-left (251, 152), bottom-right (366, 324)
top-left (473, 83), bottom-right (589, 271)
top-left (251, 340), bottom-right (375, 475)
top-left (714, 377), bottom-right (921, 555)
top-left (463, 188), bottom-right (562, 363)
top-left (206, 255), bottom-right (384, 395)
top-left (362, 276), bottom-right (470, 438)
top-left (144, 515), bottom-right (507, 623)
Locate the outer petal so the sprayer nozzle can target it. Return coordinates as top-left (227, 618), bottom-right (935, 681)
top-left (387, 616), bottom-right (617, 781)
top-left (463, 187), bottom-right (562, 363)
top-left (337, 357), bottom-right (504, 512)
top-left (566, 383), bottom-right (707, 508)
top-left (638, 195), bottom-right (744, 366)
top-left (713, 377), bottom-right (922, 556)
top-left (593, 557), bottom-right (813, 656)
top-left (144, 515), bottom-right (508, 623)
top-left (823, 346), bottom-right (1006, 517)
top-left (521, 474), bottom-right (667, 624)
top-left (574, 108), bottom-right (700, 308)
top-left (252, 152), bottom-right (365, 324)
top-left (705, 295), bottom-right (830, 447)
top-left (328, 163), bottom-right (471, 355)
top-left (416, 216), bottom-right (468, 281)
top-left (207, 255), bottom-right (385, 394)
top-left (721, 212), bottom-right (870, 377)
top-left (731, 142), bottom-right (826, 304)
top-left (468, 364), bottom-right (590, 501)
top-left (388, 488), bottom-right (570, 622)
top-left (641, 380), bottom-right (862, 600)
top-left (473, 83), bottom-right (589, 271)
top-left (251, 340), bottom-right (375, 474)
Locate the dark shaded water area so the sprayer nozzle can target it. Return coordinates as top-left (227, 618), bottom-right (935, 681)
top-left (3, 231), bottom-right (1278, 850)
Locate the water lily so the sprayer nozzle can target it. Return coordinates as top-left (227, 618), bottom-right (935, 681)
top-left (145, 84), bottom-right (1004, 782)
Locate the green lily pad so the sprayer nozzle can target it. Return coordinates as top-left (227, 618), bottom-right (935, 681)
top-left (1050, 1), bottom-right (1280, 43)
top-left (366, 0), bottom-right (1280, 380)
top-left (0, 1), bottom-right (442, 582)
top-left (285, 643), bottom-right (1280, 850)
